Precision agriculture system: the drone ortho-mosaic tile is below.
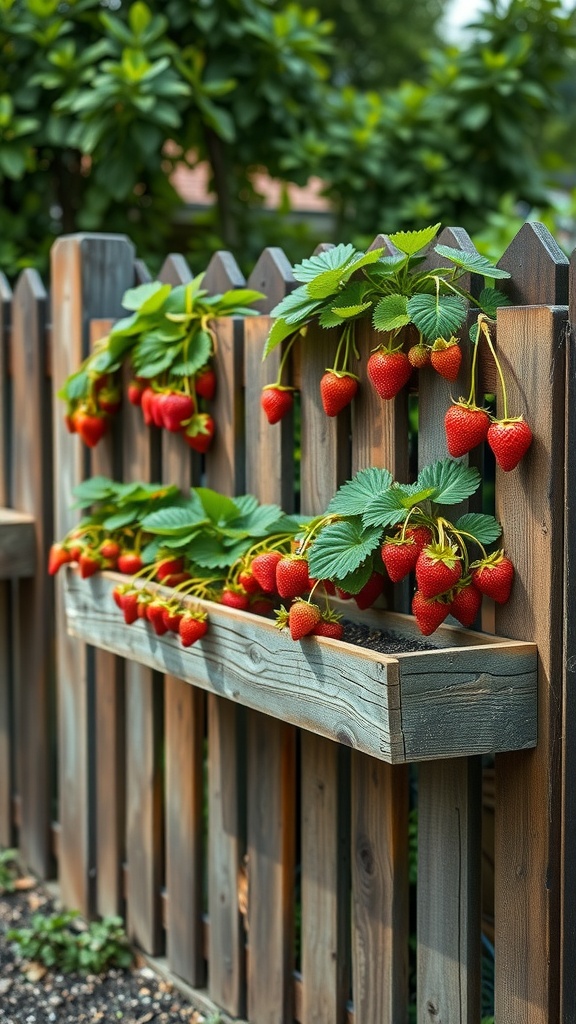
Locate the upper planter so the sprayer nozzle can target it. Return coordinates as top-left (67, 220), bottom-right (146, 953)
top-left (64, 568), bottom-right (537, 764)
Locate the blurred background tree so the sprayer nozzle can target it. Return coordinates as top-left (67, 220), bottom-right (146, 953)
top-left (1, 0), bottom-right (575, 277)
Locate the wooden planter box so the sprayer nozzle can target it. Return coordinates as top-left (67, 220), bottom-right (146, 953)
top-left (63, 567), bottom-right (537, 764)
top-left (0, 508), bottom-right (36, 579)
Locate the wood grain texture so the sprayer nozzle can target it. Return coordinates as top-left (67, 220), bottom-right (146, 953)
top-left (0, 274), bottom-right (12, 846)
top-left (247, 711), bottom-right (296, 1024)
top-left (0, 509), bottom-right (36, 578)
top-left (205, 317), bottom-right (245, 494)
top-left (52, 234), bottom-right (135, 913)
top-left (246, 247), bottom-right (295, 314)
top-left (165, 677), bottom-right (205, 985)
top-left (352, 752), bottom-right (409, 1024)
top-left (417, 758), bottom-right (482, 1024)
top-left (207, 695), bottom-right (246, 1016)
top-left (493, 304), bottom-right (567, 1024)
top-left (300, 735), bottom-right (350, 1024)
top-left (562, 251), bottom-right (576, 1022)
top-left (11, 269), bottom-right (53, 878)
top-left (498, 221), bottom-right (569, 305)
top-left (203, 250), bottom-right (245, 295)
top-left (64, 570), bottom-right (537, 765)
top-left (90, 318), bottom-right (126, 917)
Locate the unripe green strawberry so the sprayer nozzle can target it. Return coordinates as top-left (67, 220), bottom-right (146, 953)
top-left (487, 417), bottom-right (533, 471)
top-left (416, 543), bottom-right (462, 599)
top-left (430, 338), bottom-right (462, 381)
top-left (367, 349), bottom-right (412, 400)
top-left (288, 599), bottom-right (322, 640)
top-left (319, 371), bottom-right (358, 417)
top-left (276, 555), bottom-right (311, 599)
top-left (445, 402), bottom-right (490, 458)
top-left (408, 344), bottom-right (431, 369)
top-left (261, 385), bottom-right (294, 425)
top-left (412, 590), bottom-right (450, 635)
top-left (471, 552), bottom-right (514, 604)
top-left (449, 582), bottom-right (482, 627)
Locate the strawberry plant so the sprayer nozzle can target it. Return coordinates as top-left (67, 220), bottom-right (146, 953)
top-left (58, 276), bottom-right (263, 449)
top-left (261, 224), bottom-right (512, 419)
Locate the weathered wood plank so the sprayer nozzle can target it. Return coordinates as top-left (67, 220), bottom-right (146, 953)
top-left (158, 255), bottom-right (195, 492)
top-left (352, 752), bottom-right (409, 1024)
top-left (165, 677), bottom-right (205, 985)
top-left (247, 711), bottom-right (296, 1024)
top-left (64, 570), bottom-right (536, 765)
top-left (11, 269), bottom-right (53, 878)
top-left (0, 274), bottom-right (12, 847)
top-left (493, 303), bottom-right (567, 1024)
top-left (0, 510), bottom-right (36, 579)
top-left (300, 736), bottom-right (350, 1024)
top-left (90, 318), bottom-right (125, 918)
top-left (202, 249), bottom-right (247, 1016)
top-left (52, 233), bottom-right (135, 913)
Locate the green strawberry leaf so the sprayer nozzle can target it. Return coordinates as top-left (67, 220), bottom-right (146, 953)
top-left (306, 248), bottom-right (384, 299)
top-left (213, 288), bottom-right (265, 309)
top-left (387, 223), bottom-right (440, 256)
top-left (102, 507), bottom-right (141, 530)
top-left (372, 294), bottom-right (410, 332)
top-left (417, 458), bottom-right (481, 506)
top-left (140, 537), bottom-right (163, 564)
top-left (433, 245), bottom-right (511, 280)
top-left (140, 504), bottom-right (207, 535)
top-left (231, 502), bottom-right (285, 537)
top-left (477, 287), bottom-right (511, 317)
top-left (170, 329), bottom-right (212, 376)
top-left (193, 536), bottom-right (241, 568)
top-left (454, 513), bottom-right (502, 546)
top-left (308, 520), bottom-right (383, 581)
top-left (318, 307), bottom-right (345, 328)
top-left (59, 369), bottom-right (89, 402)
top-left (333, 560), bottom-right (375, 594)
top-left (270, 285), bottom-right (321, 324)
top-left (195, 487), bottom-right (239, 526)
top-left (122, 282), bottom-right (172, 313)
top-left (263, 317), bottom-right (297, 358)
top-left (327, 467), bottom-right (394, 516)
top-left (361, 486), bottom-right (410, 529)
top-left (71, 476), bottom-right (117, 505)
top-left (407, 292), bottom-right (467, 341)
top-left (367, 253), bottom-right (408, 276)
top-left (292, 243), bottom-right (359, 283)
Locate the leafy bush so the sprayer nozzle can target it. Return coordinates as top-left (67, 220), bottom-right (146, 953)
top-left (7, 911), bottom-right (133, 975)
top-left (0, 848), bottom-right (19, 893)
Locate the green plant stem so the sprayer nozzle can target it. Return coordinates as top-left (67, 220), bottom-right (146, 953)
top-left (466, 327), bottom-right (481, 407)
top-left (480, 320), bottom-right (508, 419)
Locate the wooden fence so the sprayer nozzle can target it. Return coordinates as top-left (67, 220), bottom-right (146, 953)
top-left (0, 224), bottom-right (574, 1023)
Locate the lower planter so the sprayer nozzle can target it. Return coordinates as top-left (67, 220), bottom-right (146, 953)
top-left (63, 567), bottom-right (537, 764)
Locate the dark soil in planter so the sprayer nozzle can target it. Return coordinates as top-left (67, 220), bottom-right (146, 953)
top-left (0, 884), bottom-right (210, 1024)
top-left (341, 620), bottom-right (439, 655)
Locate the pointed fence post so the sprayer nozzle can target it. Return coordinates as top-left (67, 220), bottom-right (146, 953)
top-left (0, 272), bottom-right (13, 848)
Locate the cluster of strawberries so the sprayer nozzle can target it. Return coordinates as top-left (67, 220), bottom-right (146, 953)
top-left (65, 374), bottom-right (122, 447)
top-left (112, 583), bottom-right (208, 647)
top-left (445, 402), bottom-right (532, 472)
top-left (127, 364), bottom-right (216, 453)
top-left (381, 524), bottom-right (513, 635)
top-left (261, 335), bottom-right (462, 424)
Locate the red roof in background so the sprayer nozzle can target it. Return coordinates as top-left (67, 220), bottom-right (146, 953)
top-left (172, 161), bottom-right (331, 213)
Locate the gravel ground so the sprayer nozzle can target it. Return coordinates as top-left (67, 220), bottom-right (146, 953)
top-left (0, 884), bottom-right (213, 1024)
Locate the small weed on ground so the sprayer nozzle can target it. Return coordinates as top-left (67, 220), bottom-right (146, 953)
top-left (7, 910), bottom-right (132, 975)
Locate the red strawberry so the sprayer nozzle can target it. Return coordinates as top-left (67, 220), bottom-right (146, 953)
top-left (122, 591), bottom-right (140, 625)
top-left (163, 607), bottom-right (184, 632)
top-left (312, 620), bottom-right (344, 639)
top-left (238, 569), bottom-right (261, 594)
top-left (275, 555), bottom-right (311, 599)
top-left (79, 551), bottom-right (101, 578)
top-left (367, 349), bottom-right (412, 400)
top-left (221, 588), bottom-right (250, 610)
top-left (148, 600), bottom-right (169, 635)
top-left (195, 366), bottom-right (217, 401)
top-left (321, 579), bottom-right (336, 596)
top-left (75, 411), bottom-right (108, 448)
top-left (160, 392), bottom-right (194, 432)
top-left (48, 543), bottom-right (72, 575)
top-left (182, 414), bottom-right (215, 453)
top-left (449, 582), bottom-right (483, 627)
top-left (141, 387), bottom-right (155, 425)
top-left (250, 596), bottom-right (275, 616)
top-left (261, 386), bottom-right (294, 425)
top-left (117, 551), bottom-right (143, 575)
top-left (156, 556), bottom-right (185, 581)
top-left (335, 587), bottom-right (352, 600)
top-left (405, 525), bottom-right (433, 552)
top-left (65, 412), bottom-right (77, 434)
top-left (445, 402), bottom-right (490, 458)
top-left (137, 592), bottom-right (152, 619)
top-left (179, 613), bottom-right (208, 647)
top-left (288, 600), bottom-right (321, 640)
top-left (412, 590), bottom-right (450, 635)
top-left (100, 539), bottom-right (120, 561)
top-left (160, 571), bottom-right (191, 588)
top-left (319, 372), bottom-right (358, 417)
top-left (150, 391), bottom-right (165, 428)
top-left (471, 552), bottom-right (514, 604)
top-left (408, 344), bottom-right (430, 369)
top-left (416, 544), bottom-right (462, 599)
top-left (354, 571), bottom-right (384, 609)
top-left (97, 387), bottom-right (122, 415)
top-left (487, 417), bottom-right (533, 471)
top-left (251, 551), bottom-right (283, 593)
top-left (112, 585), bottom-right (126, 609)
top-left (127, 381), bottom-right (145, 406)
top-left (430, 338), bottom-right (462, 381)
top-left (381, 538), bottom-right (419, 582)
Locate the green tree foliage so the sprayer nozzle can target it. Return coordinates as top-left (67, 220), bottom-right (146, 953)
top-left (0, 0), bottom-right (575, 277)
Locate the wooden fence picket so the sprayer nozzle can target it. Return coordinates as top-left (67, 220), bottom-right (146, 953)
top-left (0, 271), bottom-right (12, 848)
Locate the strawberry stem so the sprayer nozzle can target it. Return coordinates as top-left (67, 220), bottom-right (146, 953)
top-left (275, 335), bottom-right (296, 386)
top-left (466, 322), bottom-right (481, 407)
top-left (479, 317), bottom-right (509, 420)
